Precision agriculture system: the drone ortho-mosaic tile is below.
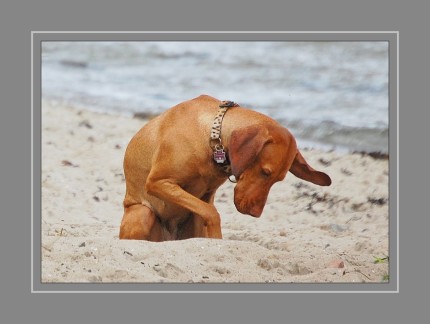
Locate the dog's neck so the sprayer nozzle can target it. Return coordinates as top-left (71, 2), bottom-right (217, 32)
top-left (210, 101), bottom-right (239, 181)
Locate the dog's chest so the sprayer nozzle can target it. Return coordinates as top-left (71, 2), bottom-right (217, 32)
top-left (182, 174), bottom-right (226, 198)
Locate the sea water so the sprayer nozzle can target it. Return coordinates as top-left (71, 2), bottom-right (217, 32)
top-left (41, 41), bottom-right (389, 153)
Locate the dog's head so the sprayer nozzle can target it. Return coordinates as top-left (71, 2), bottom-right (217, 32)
top-left (228, 124), bottom-right (331, 217)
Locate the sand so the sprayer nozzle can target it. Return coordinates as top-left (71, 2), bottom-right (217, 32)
top-left (41, 100), bottom-right (389, 285)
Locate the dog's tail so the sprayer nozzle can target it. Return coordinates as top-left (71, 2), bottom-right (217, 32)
top-left (289, 150), bottom-right (332, 186)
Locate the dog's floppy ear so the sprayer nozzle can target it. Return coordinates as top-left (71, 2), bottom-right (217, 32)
top-left (229, 125), bottom-right (270, 177)
top-left (289, 150), bottom-right (332, 186)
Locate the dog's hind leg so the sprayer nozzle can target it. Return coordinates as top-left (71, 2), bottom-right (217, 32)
top-left (119, 202), bottom-right (163, 241)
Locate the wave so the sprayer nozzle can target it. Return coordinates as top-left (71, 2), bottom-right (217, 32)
top-left (282, 119), bottom-right (389, 153)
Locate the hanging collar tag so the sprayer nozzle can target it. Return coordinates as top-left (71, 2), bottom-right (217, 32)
top-left (209, 101), bottom-right (239, 181)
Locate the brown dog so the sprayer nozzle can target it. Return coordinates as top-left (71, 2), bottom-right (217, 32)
top-left (119, 95), bottom-right (331, 241)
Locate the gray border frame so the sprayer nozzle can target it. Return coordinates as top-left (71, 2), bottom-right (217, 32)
top-left (33, 31), bottom-right (398, 293)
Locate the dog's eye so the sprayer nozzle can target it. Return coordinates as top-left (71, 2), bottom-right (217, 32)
top-left (261, 168), bottom-right (272, 177)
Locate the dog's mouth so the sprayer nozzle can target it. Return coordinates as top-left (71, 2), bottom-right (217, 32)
top-left (235, 202), bottom-right (265, 217)
top-left (234, 195), bottom-right (267, 218)
top-left (248, 205), bottom-right (265, 218)
top-left (234, 182), bottom-right (270, 217)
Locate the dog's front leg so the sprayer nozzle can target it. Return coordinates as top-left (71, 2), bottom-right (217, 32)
top-left (145, 178), bottom-right (222, 239)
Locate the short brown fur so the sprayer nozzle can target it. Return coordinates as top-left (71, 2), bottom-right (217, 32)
top-left (119, 95), bottom-right (331, 241)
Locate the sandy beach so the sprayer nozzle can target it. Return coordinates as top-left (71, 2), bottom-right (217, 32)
top-left (41, 100), bottom-right (389, 284)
